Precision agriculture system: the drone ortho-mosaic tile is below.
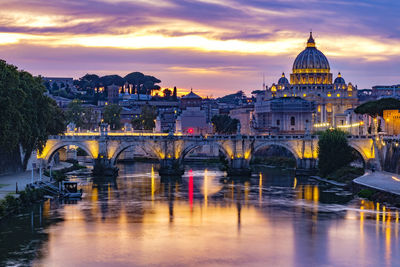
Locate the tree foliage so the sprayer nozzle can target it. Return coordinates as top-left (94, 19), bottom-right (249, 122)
top-left (217, 91), bottom-right (246, 104)
top-left (131, 105), bottom-right (157, 130)
top-left (65, 100), bottom-right (85, 128)
top-left (0, 60), bottom-right (65, 168)
top-left (103, 104), bottom-right (122, 130)
top-left (211, 115), bottom-right (239, 134)
top-left (317, 129), bottom-right (356, 177)
top-left (354, 98), bottom-right (400, 118)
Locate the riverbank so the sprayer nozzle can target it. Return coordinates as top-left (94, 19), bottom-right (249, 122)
top-left (353, 171), bottom-right (400, 206)
top-left (0, 162), bottom-right (72, 201)
top-left (0, 162), bottom-right (79, 220)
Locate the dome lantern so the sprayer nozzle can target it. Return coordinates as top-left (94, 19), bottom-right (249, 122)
top-left (307, 32), bottom-right (316, 48)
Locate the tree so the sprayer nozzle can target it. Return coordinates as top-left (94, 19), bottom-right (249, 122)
top-left (99, 75), bottom-right (125, 87)
top-left (124, 72), bottom-right (145, 86)
top-left (217, 91), bottom-right (245, 104)
top-left (44, 80), bottom-right (50, 91)
top-left (124, 72), bottom-right (161, 95)
top-left (82, 107), bottom-right (98, 130)
top-left (103, 104), bottom-right (122, 130)
top-left (75, 74), bottom-right (100, 90)
top-left (0, 60), bottom-right (66, 169)
top-left (211, 115), bottom-right (239, 134)
top-left (163, 88), bottom-right (172, 99)
top-left (51, 82), bottom-right (59, 92)
top-left (354, 98), bottom-right (400, 118)
top-left (131, 105), bottom-right (157, 130)
top-left (65, 100), bottom-right (85, 128)
top-left (173, 86), bottom-right (177, 100)
top-left (317, 129), bottom-right (356, 177)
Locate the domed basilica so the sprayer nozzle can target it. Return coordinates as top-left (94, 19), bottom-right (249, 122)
top-left (264, 32), bottom-right (358, 126)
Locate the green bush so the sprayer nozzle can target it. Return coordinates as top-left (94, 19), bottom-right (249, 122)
top-left (0, 200), bottom-right (5, 217)
top-left (0, 187), bottom-right (46, 219)
top-left (318, 129), bottom-right (356, 177)
top-left (326, 166), bottom-right (364, 183)
top-left (4, 194), bottom-right (19, 213)
top-left (358, 189), bottom-right (374, 199)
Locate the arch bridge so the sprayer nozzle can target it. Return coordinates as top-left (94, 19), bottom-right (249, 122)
top-left (37, 131), bottom-right (379, 176)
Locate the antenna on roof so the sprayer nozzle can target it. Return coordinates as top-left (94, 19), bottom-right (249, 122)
top-left (262, 72), bottom-right (265, 90)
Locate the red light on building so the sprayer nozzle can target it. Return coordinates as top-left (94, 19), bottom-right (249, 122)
top-left (188, 128), bottom-right (194, 134)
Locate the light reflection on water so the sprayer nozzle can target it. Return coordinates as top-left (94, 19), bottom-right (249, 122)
top-left (0, 162), bottom-right (399, 267)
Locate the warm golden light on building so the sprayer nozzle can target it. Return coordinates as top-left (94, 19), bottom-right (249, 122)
top-left (383, 110), bottom-right (400, 135)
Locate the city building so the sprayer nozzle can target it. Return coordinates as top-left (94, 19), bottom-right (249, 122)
top-left (383, 110), bottom-right (400, 135)
top-left (120, 107), bottom-right (141, 125)
top-left (47, 95), bottom-right (72, 109)
top-left (176, 89), bottom-right (211, 134)
top-left (229, 104), bottom-right (254, 135)
top-left (254, 97), bottom-right (315, 134)
top-left (107, 84), bottom-right (120, 104)
top-left (358, 89), bottom-right (374, 103)
top-left (372, 85), bottom-right (400, 98)
top-left (180, 89), bottom-right (202, 109)
top-left (261, 32), bottom-right (358, 127)
top-left (341, 109), bottom-right (368, 136)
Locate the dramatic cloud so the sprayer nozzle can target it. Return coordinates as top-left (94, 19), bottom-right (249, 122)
top-left (0, 0), bottom-right (399, 96)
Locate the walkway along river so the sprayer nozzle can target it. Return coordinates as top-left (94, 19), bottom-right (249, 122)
top-left (0, 162), bottom-right (399, 267)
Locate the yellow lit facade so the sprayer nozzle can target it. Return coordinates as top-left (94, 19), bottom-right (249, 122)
top-left (383, 110), bottom-right (400, 135)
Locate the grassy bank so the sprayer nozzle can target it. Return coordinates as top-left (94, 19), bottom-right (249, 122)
top-left (324, 166), bottom-right (365, 184)
top-left (0, 187), bottom-right (45, 220)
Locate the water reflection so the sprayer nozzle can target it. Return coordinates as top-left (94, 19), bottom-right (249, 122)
top-left (0, 162), bottom-right (399, 266)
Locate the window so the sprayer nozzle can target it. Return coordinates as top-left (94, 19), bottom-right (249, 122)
top-left (290, 117), bottom-right (295, 126)
top-left (277, 119), bottom-right (280, 126)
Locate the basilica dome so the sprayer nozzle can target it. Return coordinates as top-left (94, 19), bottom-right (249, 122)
top-left (292, 32), bottom-right (330, 72)
top-left (290, 32), bottom-right (333, 85)
top-left (278, 72), bottom-right (289, 85)
top-left (334, 72), bottom-right (345, 84)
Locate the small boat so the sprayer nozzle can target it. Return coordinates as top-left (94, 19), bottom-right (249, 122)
top-left (62, 181), bottom-right (83, 199)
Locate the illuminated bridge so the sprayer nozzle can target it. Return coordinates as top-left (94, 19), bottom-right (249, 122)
top-left (37, 129), bottom-right (380, 176)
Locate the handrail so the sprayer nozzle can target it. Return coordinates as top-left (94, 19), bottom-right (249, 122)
top-left (50, 133), bottom-right (374, 140)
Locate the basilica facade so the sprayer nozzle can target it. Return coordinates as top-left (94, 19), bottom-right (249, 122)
top-left (258, 32), bottom-right (358, 129)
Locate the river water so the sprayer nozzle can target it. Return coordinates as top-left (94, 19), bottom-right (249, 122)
top-left (0, 162), bottom-right (399, 267)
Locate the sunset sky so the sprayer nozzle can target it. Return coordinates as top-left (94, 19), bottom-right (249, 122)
top-left (1, 0), bottom-right (399, 97)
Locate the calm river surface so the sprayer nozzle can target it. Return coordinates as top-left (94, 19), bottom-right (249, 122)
top-left (1, 162), bottom-right (399, 267)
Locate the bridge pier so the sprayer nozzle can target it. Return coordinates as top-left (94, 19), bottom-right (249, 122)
top-left (295, 158), bottom-right (318, 175)
top-left (227, 158), bottom-right (251, 177)
top-left (92, 154), bottom-right (119, 177)
top-left (297, 158), bottom-right (317, 169)
top-left (159, 158), bottom-right (184, 176)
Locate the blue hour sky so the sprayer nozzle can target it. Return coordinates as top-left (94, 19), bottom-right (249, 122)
top-left (0, 0), bottom-right (399, 96)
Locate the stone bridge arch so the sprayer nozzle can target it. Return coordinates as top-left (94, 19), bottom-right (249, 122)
top-left (347, 142), bottom-right (370, 166)
top-left (110, 142), bottom-right (161, 166)
top-left (41, 140), bottom-right (97, 164)
top-left (178, 141), bottom-right (232, 165)
top-left (250, 141), bottom-right (301, 162)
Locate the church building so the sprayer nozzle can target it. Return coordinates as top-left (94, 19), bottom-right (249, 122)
top-left (256, 32), bottom-right (358, 130)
